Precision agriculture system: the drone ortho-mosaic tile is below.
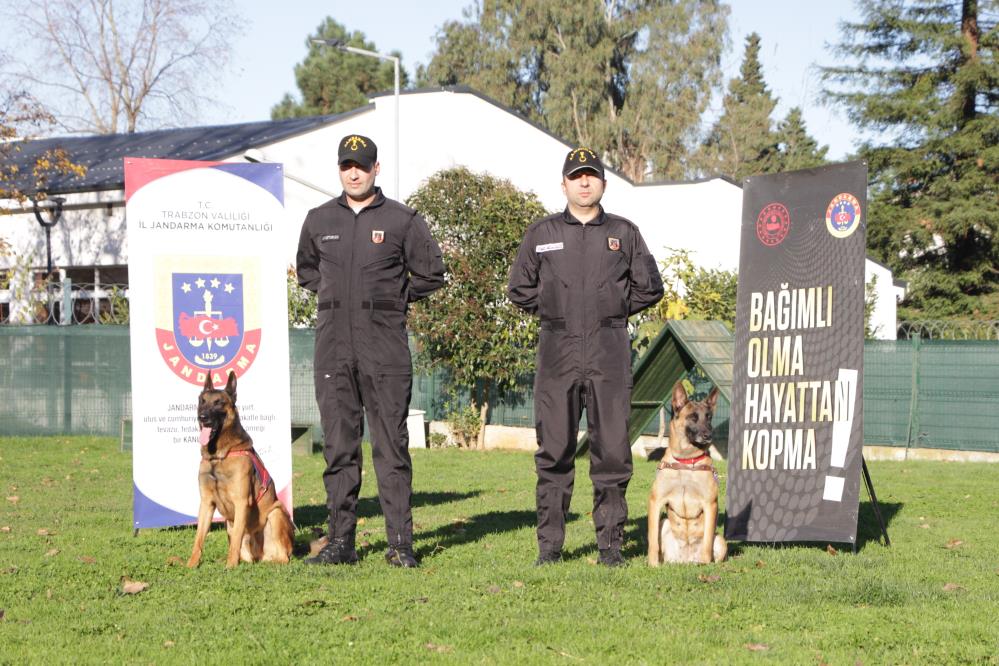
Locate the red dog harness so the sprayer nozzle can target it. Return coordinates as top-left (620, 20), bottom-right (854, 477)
top-left (224, 449), bottom-right (273, 503)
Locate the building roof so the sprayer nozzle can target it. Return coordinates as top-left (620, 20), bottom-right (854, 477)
top-left (4, 106), bottom-right (372, 197)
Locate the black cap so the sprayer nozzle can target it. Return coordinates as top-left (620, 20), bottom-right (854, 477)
top-left (562, 147), bottom-right (604, 179)
top-left (338, 134), bottom-right (377, 169)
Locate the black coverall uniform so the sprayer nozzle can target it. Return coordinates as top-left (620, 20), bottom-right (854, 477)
top-left (297, 188), bottom-right (445, 548)
top-left (507, 208), bottom-right (663, 553)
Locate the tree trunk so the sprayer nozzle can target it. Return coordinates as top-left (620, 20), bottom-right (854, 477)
top-left (477, 398), bottom-right (489, 450)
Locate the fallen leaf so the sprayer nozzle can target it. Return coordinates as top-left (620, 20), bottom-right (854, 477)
top-left (755, 560), bottom-right (765, 568)
top-left (46, 589), bottom-right (52, 599)
top-left (360, 540), bottom-right (371, 548)
top-left (945, 539), bottom-right (964, 549)
top-left (513, 580), bottom-right (525, 589)
top-left (79, 556), bottom-right (96, 564)
top-left (425, 642), bottom-right (452, 653)
top-left (357, 518), bottom-right (366, 526)
top-left (1, 526), bottom-right (10, 533)
top-left (487, 585), bottom-right (501, 594)
top-left (919, 524), bottom-right (931, 529)
top-left (698, 574), bottom-right (721, 583)
top-left (44, 548), bottom-right (59, 557)
top-left (5, 496), bottom-right (18, 504)
top-left (163, 641), bottom-right (175, 648)
top-left (826, 544), bottom-right (838, 556)
top-left (745, 643), bottom-right (769, 651)
top-left (413, 596), bottom-right (429, 604)
top-left (37, 528), bottom-right (53, 536)
top-left (942, 583), bottom-right (964, 592)
top-left (121, 579), bottom-right (149, 595)
top-left (341, 615), bottom-right (358, 622)
top-left (586, 557), bottom-right (598, 565)
top-left (711, 612), bottom-right (721, 619)
top-left (41, 477), bottom-right (55, 487)
top-left (0, 609), bottom-right (4, 621)
top-left (165, 556), bottom-right (183, 566)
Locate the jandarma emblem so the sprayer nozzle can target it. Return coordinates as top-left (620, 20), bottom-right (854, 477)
top-left (569, 148), bottom-right (596, 163)
top-left (756, 202), bottom-right (790, 247)
top-left (371, 230), bottom-right (384, 244)
top-left (608, 237), bottom-right (621, 251)
top-left (344, 135), bottom-right (367, 150)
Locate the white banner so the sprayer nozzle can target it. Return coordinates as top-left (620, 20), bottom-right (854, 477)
top-left (125, 158), bottom-right (292, 529)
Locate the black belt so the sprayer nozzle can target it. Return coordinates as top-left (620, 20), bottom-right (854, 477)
top-left (318, 300), bottom-right (403, 312)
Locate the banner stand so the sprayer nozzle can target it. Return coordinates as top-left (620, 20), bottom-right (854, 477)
top-left (858, 457), bottom-right (891, 551)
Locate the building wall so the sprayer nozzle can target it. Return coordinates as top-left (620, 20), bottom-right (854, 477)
top-left (1, 89), bottom-right (901, 337)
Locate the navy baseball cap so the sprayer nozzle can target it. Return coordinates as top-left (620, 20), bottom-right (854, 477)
top-left (338, 134), bottom-right (377, 169)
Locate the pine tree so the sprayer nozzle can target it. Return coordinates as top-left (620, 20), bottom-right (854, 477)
top-left (775, 107), bottom-right (829, 172)
top-left (694, 33), bottom-right (781, 181)
top-left (822, 0), bottom-right (999, 318)
top-left (419, 0), bottom-right (729, 181)
top-left (272, 18), bottom-right (408, 119)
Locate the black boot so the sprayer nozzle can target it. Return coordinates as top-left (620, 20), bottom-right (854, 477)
top-left (534, 549), bottom-right (562, 566)
top-left (305, 535), bottom-right (359, 565)
top-left (598, 546), bottom-right (626, 567)
top-left (385, 545), bottom-right (419, 568)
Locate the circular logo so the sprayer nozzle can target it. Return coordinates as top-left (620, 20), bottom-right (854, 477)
top-left (825, 193), bottom-right (861, 238)
top-left (756, 203), bottom-right (790, 246)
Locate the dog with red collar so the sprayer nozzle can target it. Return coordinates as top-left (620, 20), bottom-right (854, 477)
top-left (647, 380), bottom-right (728, 565)
top-left (186, 371), bottom-right (294, 568)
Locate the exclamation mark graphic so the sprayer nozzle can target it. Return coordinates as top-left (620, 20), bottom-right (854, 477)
top-left (823, 368), bottom-right (858, 502)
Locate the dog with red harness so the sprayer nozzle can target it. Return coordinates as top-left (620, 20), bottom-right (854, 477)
top-left (647, 380), bottom-right (728, 565)
top-left (186, 371), bottom-right (294, 568)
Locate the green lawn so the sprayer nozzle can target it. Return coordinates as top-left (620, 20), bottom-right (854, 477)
top-left (1, 436), bottom-right (997, 664)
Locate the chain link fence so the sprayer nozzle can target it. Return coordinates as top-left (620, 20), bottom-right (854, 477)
top-left (2, 326), bottom-right (997, 453)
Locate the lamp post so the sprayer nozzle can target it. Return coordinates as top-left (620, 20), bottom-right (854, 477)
top-left (32, 196), bottom-right (65, 278)
top-left (311, 38), bottom-right (400, 199)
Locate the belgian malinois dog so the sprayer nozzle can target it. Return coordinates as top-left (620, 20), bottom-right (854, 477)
top-left (647, 381), bottom-right (727, 565)
top-left (187, 371), bottom-right (294, 568)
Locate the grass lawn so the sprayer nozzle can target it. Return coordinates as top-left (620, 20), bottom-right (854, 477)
top-left (1, 436), bottom-right (998, 664)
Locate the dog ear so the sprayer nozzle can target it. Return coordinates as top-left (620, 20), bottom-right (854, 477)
top-left (706, 386), bottom-right (719, 410)
top-left (225, 370), bottom-right (237, 402)
top-left (671, 381), bottom-right (688, 413)
top-left (203, 373), bottom-right (214, 392)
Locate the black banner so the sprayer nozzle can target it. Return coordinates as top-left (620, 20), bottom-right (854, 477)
top-left (725, 162), bottom-right (867, 544)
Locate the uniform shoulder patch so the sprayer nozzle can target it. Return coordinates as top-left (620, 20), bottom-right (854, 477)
top-left (607, 237), bottom-right (620, 251)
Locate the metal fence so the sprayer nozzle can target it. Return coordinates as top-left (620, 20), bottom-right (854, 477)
top-left (2, 326), bottom-right (997, 453)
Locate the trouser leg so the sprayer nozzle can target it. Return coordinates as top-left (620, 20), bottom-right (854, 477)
top-left (585, 376), bottom-right (633, 550)
top-left (534, 376), bottom-right (584, 553)
top-left (316, 362), bottom-right (364, 539)
top-left (358, 365), bottom-right (414, 548)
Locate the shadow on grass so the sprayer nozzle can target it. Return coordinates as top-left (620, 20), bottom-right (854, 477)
top-left (412, 509), bottom-right (539, 560)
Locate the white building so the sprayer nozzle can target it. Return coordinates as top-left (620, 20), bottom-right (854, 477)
top-left (1, 86), bottom-right (904, 336)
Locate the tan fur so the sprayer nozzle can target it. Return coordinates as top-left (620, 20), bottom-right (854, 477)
top-left (647, 381), bottom-right (728, 566)
top-left (186, 371), bottom-right (294, 568)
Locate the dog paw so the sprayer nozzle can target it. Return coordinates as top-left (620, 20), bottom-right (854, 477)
top-left (185, 558), bottom-right (200, 568)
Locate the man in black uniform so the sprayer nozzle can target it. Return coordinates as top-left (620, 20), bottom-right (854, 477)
top-left (297, 134), bottom-right (445, 568)
top-left (508, 148), bottom-right (664, 567)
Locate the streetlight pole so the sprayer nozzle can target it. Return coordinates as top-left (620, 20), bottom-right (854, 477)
top-left (311, 38), bottom-right (400, 200)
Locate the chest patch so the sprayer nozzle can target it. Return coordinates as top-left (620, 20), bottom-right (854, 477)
top-left (371, 230), bottom-right (385, 244)
top-left (536, 242), bottom-right (564, 253)
top-left (321, 234), bottom-right (340, 242)
top-left (607, 237), bottom-right (621, 251)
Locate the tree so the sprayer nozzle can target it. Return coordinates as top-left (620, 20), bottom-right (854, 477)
top-left (822, 0), bottom-right (999, 318)
top-left (0, 0), bottom-right (244, 134)
top-left (694, 33), bottom-right (781, 181)
top-left (419, 0), bottom-right (728, 181)
top-left (272, 17), bottom-right (408, 119)
top-left (774, 107), bottom-right (829, 172)
top-left (406, 168), bottom-right (548, 449)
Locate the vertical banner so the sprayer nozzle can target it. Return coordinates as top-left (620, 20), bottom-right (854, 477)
top-left (725, 161), bottom-right (867, 544)
top-left (125, 158), bottom-right (292, 529)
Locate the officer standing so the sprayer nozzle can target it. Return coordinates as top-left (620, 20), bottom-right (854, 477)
top-left (507, 148), bottom-right (664, 566)
top-left (297, 134), bottom-right (445, 568)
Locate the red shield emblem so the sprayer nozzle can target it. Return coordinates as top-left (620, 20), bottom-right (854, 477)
top-left (608, 237), bottom-right (621, 251)
top-left (371, 230), bottom-right (384, 244)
